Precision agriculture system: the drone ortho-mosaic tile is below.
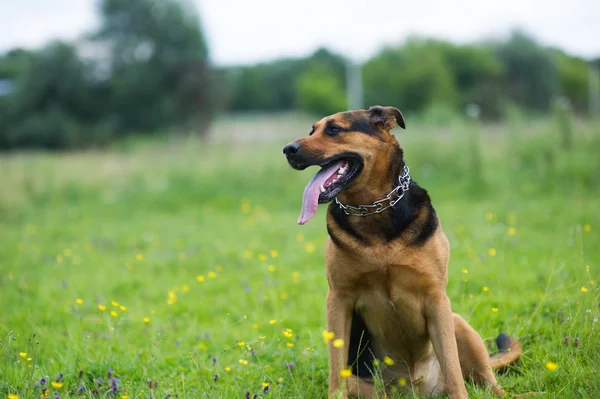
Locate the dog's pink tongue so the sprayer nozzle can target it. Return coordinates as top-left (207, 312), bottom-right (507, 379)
top-left (298, 161), bottom-right (344, 225)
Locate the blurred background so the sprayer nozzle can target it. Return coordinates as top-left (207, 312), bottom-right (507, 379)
top-left (1, 2), bottom-right (600, 398)
top-left (0, 0), bottom-right (599, 149)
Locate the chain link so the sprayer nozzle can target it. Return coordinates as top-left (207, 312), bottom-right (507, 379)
top-left (335, 166), bottom-right (411, 217)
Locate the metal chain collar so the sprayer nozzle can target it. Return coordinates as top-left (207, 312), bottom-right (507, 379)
top-left (335, 166), bottom-right (411, 217)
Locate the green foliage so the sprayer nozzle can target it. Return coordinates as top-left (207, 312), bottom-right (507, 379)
top-left (363, 39), bottom-right (457, 114)
top-left (1, 115), bottom-right (599, 398)
top-left (0, 0), bottom-right (214, 150)
top-left (552, 50), bottom-right (590, 113)
top-left (225, 48), bottom-right (347, 112)
top-left (494, 30), bottom-right (559, 113)
top-left (296, 64), bottom-right (347, 116)
top-left (0, 42), bottom-right (110, 149)
top-left (96, 0), bottom-right (213, 134)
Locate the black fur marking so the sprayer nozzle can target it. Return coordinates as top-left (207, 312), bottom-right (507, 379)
top-left (329, 203), bottom-right (370, 244)
top-left (409, 202), bottom-right (438, 247)
top-left (327, 222), bottom-right (350, 251)
top-left (348, 311), bottom-right (376, 378)
top-left (348, 117), bottom-right (378, 135)
top-left (380, 180), bottom-right (438, 245)
top-left (496, 333), bottom-right (512, 352)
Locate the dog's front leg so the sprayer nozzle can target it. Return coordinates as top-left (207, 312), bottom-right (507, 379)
top-left (425, 293), bottom-right (468, 399)
top-left (326, 289), bottom-right (353, 399)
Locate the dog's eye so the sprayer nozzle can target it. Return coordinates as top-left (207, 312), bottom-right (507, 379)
top-left (326, 126), bottom-right (342, 136)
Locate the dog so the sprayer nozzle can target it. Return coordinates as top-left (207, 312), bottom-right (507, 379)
top-left (283, 106), bottom-right (522, 399)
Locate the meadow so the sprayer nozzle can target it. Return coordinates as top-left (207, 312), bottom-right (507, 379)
top-left (1, 113), bottom-right (599, 398)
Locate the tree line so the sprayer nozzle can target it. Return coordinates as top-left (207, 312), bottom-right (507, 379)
top-left (220, 31), bottom-right (597, 121)
top-left (0, 0), bottom-right (597, 150)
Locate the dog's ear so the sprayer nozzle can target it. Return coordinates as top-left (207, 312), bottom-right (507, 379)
top-left (368, 106), bottom-right (406, 130)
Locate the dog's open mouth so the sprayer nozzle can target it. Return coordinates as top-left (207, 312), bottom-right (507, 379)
top-left (297, 155), bottom-right (362, 225)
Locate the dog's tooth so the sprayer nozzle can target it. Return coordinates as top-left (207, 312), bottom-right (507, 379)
top-left (320, 185), bottom-right (326, 193)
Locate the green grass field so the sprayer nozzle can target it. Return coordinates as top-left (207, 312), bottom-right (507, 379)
top-left (1, 114), bottom-right (599, 398)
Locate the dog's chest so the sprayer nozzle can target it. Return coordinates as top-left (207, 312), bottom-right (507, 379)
top-left (352, 267), bottom-right (428, 341)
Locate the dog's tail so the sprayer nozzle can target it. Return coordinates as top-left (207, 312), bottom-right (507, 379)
top-left (489, 333), bottom-right (522, 371)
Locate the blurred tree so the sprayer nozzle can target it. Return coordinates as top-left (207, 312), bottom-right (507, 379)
top-left (494, 30), bottom-right (559, 112)
top-left (224, 48), bottom-right (346, 112)
top-left (0, 41), bottom-right (109, 149)
top-left (95, 0), bottom-right (213, 134)
top-left (551, 49), bottom-right (590, 113)
top-left (363, 39), bottom-right (457, 115)
top-left (296, 64), bottom-right (347, 116)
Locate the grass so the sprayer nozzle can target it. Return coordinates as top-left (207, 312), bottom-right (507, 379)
top-left (0, 114), bottom-right (599, 398)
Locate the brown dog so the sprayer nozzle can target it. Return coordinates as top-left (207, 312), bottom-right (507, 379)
top-left (283, 106), bottom-right (522, 399)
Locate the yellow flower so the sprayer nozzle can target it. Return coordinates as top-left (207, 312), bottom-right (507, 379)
top-left (508, 227), bottom-right (517, 236)
top-left (51, 382), bottom-right (63, 389)
top-left (581, 287), bottom-right (588, 293)
top-left (208, 271), bottom-right (217, 278)
top-left (258, 335), bottom-right (265, 340)
top-left (121, 396), bottom-right (128, 399)
top-left (333, 339), bottom-right (344, 348)
top-left (8, 394), bottom-right (19, 399)
top-left (383, 356), bottom-right (395, 366)
top-left (488, 248), bottom-right (496, 257)
top-left (110, 310), bottom-right (118, 317)
top-left (583, 224), bottom-right (592, 232)
top-left (305, 243), bottom-right (315, 253)
top-left (296, 233), bottom-right (304, 242)
top-left (280, 292), bottom-right (288, 300)
top-left (292, 272), bottom-right (300, 283)
top-left (120, 305), bottom-right (127, 311)
top-left (399, 377), bottom-right (407, 386)
top-left (268, 265), bottom-right (276, 272)
top-left (278, 377), bottom-right (284, 383)
top-left (283, 330), bottom-right (293, 338)
top-left (19, 352), bottom-right (27, 358)
top-left (238, 359), bottom-right (248, 365)
top-left (461, 269), bottom-right (468, 274)
top-left (76, 298), bottom-right (83, 305)
top-left (270, 249), bottom-right (279, 258)
top-left (136, 254), bottom-right (144, 261)
top-left (241, 203), bottom-right (251, 214)
top-left (372, 359), bottom-right (380, 367)
top-left (340, 368), bottom-right (352, 378)
top-left (27, 358), bottom-right (31, 361)
top-left (98, 305), bottom-right (106, 311)
top-left (225, 366), bottom-right (231, 372)
top-left (287, 342), bottom-right (295, 347)
top-left (482, 286), bottom-right (489, 292)
top-left (262, 382), bottom-right (269, 388)
top-left (143, 317), bottom-right (150, 323)
top-left (243, 250), bottom-right (253, 259)
top-left (252, 323), bottom-right (259, 329)
top-left (182, 284), bottom-right (190, 292)
top-left (258, 253), bottom-right (268, 261)
top-left (491, 307), bottom-right (499, 313)
top-left (197, 275), bottom-right (205, 282)
top-left (322, 331), bottom-right (335, 342)
top-left (111, 301), bottom-right (119, 307)
top-left (545, 361), bottom-right (558, 371)
top-left (238, 341), bottom-right (245, 347)
top-left (269, 319), bottom-right (277, 325)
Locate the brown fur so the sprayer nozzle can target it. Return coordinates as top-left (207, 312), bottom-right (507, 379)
top-left (285, 106), bottom-right (522, 398)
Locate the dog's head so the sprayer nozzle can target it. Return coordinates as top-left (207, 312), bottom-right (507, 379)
top-left (283, 105), bottom-right (406, 224)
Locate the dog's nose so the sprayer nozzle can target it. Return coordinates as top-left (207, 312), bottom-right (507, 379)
top-left (283, 142), bottom-right (301, 156)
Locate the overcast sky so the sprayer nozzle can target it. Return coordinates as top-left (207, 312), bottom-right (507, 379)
top-left (1, 0), bottom-right (599, 65)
